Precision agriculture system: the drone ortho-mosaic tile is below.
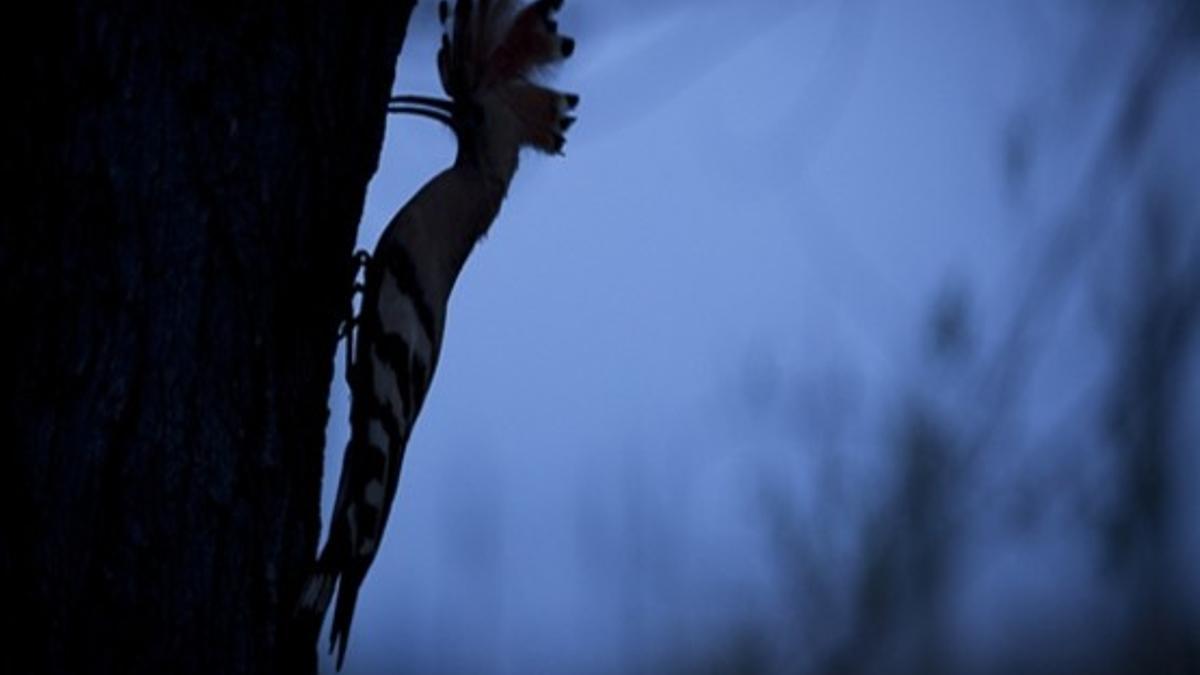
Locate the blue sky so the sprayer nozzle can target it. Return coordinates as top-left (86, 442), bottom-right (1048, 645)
top-left (317, 1), bottom-right (1199, 672)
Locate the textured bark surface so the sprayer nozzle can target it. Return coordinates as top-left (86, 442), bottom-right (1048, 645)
top-left (0, 2), bottom-right (416, 673)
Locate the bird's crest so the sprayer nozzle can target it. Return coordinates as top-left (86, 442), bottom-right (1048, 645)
top-left (437, 0), bottom-right (579, 154)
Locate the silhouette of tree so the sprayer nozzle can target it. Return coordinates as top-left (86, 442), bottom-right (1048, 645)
top-left (0, 3), bottom-right (416, 673)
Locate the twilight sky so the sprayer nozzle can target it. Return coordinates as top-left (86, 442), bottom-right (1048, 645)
top-left (317, 1), bottom-right (1199, 672)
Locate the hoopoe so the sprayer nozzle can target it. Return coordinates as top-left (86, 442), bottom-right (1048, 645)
top-left (296, 0), bottom-right (578, 669)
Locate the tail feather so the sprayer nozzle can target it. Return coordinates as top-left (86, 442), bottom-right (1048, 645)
top-left (329, 570), bottom-right (364, 671)
top-left (293, 560), bottom-right (341, 670)
top-left (296, 569), bottom-right (338, 621)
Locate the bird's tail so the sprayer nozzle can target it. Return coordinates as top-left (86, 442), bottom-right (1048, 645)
top-left (294, 552), bottom-right (362, 671)
top-left (296, 567), bottom-right (338, 626)
top-left (294, 547), bottom-right (341, 665)
top-left (328, 569), bottom-right (364, 671)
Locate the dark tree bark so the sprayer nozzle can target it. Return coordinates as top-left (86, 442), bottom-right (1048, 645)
top-left (1, 2), bottom-right (417, 673)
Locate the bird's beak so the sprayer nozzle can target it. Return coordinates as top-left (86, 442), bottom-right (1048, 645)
top-left (387, 94), bottom-right (456, 130)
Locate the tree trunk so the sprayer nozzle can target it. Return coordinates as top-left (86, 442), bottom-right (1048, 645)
top-left (1, 2), bottom-right (416, 673)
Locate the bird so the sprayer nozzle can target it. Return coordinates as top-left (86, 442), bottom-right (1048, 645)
top-left (295, 0), bottom-right (578, 669)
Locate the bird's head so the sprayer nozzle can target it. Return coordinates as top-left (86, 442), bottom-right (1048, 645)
top-left (389, 0), bottom-right (579, 181)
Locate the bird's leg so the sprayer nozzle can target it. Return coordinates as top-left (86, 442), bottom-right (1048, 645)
top-left (340, 249), bottom-right (372, 381)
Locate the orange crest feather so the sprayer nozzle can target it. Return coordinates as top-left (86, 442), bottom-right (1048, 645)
top-left (438, 0), bottom-right (579, 154)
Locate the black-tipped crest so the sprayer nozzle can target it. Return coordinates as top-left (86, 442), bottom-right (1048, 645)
top-left (399, 0), bottom-right (579, 157)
